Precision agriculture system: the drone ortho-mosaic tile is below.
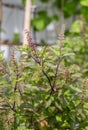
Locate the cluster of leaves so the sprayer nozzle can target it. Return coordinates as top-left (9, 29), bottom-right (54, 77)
top-left (21, 0), bottom-right (88, 31)
top-left (0, 20), bottom-right (88, 130)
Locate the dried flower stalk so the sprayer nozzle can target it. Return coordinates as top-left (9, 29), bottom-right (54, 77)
top-left (24, 29), bottom-right (40, 63)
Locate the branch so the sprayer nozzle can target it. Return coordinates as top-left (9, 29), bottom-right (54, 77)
top-left (29, 53), bottom-right (53, 93)
top-left (52, 24), bottom-right (65, 93)
top-left (52, 57), bottom-right (61, 92)
top-left (42, 69), bottom-right (52, 89)
top-left (2, 95), bottom-right (16, 112)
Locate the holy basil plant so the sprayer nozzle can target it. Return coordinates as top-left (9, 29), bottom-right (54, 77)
top-left (0, 23), bottom-right (88, 130)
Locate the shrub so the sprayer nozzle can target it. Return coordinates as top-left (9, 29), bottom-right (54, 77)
top-left (0, 24), bottom-right (88, 130)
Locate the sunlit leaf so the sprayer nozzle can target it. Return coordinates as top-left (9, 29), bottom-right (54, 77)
top-left (80, 0), bottom-right (88, 6)
top-left (70, 20), bottom-right (83, 33)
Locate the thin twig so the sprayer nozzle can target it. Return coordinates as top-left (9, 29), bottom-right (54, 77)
top-left (52, 57), bottom-right (61, 90)
top-left (52, 24), bottom-right (65, 93)
top-left (28, 52), bottom-right (52, 91)
top-left (2, 95), bottom-right (16, 112)
top-left (42, 69), bottom-right (52, 89)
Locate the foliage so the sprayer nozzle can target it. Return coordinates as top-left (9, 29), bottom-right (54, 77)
top-left (31, 11), bottom-right (54, 31)
top-left (22, 0), bottom-right (88, 31)
top-left (13, 33), bottom-right (20, 43)
top-left (0, 21), bottom-right (88, 130)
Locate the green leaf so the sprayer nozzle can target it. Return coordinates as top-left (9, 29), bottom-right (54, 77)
top-left (50, 46), bottom-right (60, 56)
top-left (13, 33), bottom-right (20, 43)
top-left (70, 20), bottom-right (83, 33)
top-left (64, 1), bottom-right (79, 18)
top-left (70, 85), bottom-right (81, 93)
top-left (84, 103), bottom-right (88, 109)
top-left (81, 7), bottom-right (88, 20)
top-left (63, 53), bottom-right (75, 57)
top-left (45, 97), bottom-right (54, 108)
top-left (32, 10), bottom-right (52, 31)
top-left (32, 17), bottom-right (45, 31)
top-left (56, 115), bottom-right (62, 122)
top-left (80, 0), bottom-right (88, 6)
